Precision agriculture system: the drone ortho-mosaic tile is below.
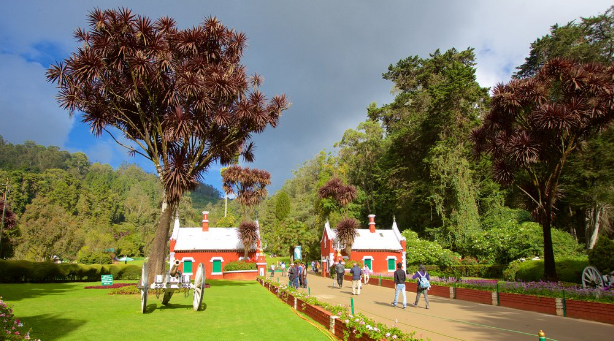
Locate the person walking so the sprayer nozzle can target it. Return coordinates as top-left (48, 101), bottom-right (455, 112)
top-left (411, 264), bottom-right (430, 309)
top-left (270, 263), bottom-right (275, 278)
top-left (335, 261), bottom-right (346, 288)
top-left (281, 261), bottom-right (286, 277)
top-left (331, 261), bottom-right (337, 288)
top-left (350, 262), bottom-right (362, 295)
top-left (301, 262), bottom-right (308, 288)
top-left (296, 262), bottom-right (303, 288)
top-left (362, 263), bottom-right (370, 285)
top-left (391, 262), bottom-right (407, 309)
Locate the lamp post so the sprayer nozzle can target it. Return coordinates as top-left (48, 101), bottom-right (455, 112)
top-left (0, 181), bottom-right (9, 257)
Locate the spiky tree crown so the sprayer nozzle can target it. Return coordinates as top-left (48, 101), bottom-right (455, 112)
top-left (318, 177), bottom-right (357, 208)
top-left (46, 8), bottom-right (288, 205)
top-left (222, 165), bottom-right (271, 212)
top-left (237, 220), bottom-right (259, 250)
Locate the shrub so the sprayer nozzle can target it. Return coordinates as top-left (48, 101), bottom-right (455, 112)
top-left (402, 230), bottom-right (460, 267)
top-left (588, 236), bottom-right (614, 273)
top-left (0, 296), bottom-right (40, 340)
top-left (109, 285), bottom-right (140, 295)
top-left (507, 257), bottom-right (588, 283)
top-left (223, 260), bottom-right (257, 271)
top-left (0, 260), bottom-right (141, 283)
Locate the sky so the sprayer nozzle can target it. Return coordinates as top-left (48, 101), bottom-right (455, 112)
top-left (1, 1), bottom-right (612, 195)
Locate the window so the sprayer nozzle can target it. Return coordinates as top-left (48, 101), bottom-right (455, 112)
top-left (183, 260), bottom-right (193, 274)
top-left (387, 258), bottom-right (395, 271)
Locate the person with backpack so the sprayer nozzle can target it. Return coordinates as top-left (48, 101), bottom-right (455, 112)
top-left (391, 262), bottom-right (407, 309)
top-left (411, 264), bottom-right (430, 309)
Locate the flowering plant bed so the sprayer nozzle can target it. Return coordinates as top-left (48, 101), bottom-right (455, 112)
top-left (258, 277), bottom-right (424, 341)
top-left (84, 282), bottom-right (137, 289)
top-left (1, 296), bottom-right (40, 341)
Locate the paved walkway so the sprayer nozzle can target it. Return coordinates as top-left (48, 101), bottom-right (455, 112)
top-left (278, 273), bottom-right (614, 341)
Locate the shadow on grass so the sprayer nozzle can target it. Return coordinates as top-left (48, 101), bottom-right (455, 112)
top-left (26, 313), bottom-right (86, 341)
top-left (0, 283), bottom-right (74, 302)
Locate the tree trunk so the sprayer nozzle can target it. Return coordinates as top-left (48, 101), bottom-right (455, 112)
top-left (146, 199), bottom-right (175, 284)
top-left (586, 204), bottom-right (602, 250)
top-left (542, 214), bottom-right (558, 281)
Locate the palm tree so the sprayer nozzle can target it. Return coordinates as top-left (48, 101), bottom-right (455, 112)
top-left (47, 8), bottom-right (289, 280)
top-left (318, 177), bottom-right (358, 256)
top-left (472, 58), bottom-right (614, 280)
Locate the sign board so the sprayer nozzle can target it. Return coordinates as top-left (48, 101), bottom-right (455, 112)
top-left (101, 274), bottom-right (113, 286)
top-left (293, 246), bottom-right (302, 261)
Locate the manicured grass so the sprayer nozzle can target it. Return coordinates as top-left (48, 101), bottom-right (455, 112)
top-left (0, 280), bottom-right (331, 341)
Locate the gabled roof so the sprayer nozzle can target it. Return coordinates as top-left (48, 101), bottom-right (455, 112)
top-left (171, 215), bottom-right (259, 251)
top-left (321, 218), bottom-right (405, 251)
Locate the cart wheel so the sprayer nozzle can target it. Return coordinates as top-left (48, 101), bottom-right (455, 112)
top-left (193, 263), bottom-right (206, 311)
top-left (582, 265), bottom-right (604, 289)
top-left (162, 291), bottom-right (173, 305)
top-left (140, 263), bottom-right (148, 314)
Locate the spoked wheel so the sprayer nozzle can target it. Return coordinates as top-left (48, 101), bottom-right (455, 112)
top-left (140, 263), bottom-right (148, 314)
top-left (162, 291), bottom-right (173, 305)
top-left (193, 263), bottom-right (206, 311)
top-left (582, 265), bottom-right (604, 289)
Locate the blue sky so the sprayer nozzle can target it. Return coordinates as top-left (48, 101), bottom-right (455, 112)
top-left (1, 1), bottom-right (611, 194)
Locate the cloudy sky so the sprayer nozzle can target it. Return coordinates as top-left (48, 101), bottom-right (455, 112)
top-left (1, 1), bottom-right (611, 194)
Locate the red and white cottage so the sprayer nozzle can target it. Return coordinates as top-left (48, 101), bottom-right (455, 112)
top-left (169, 211), bottom-right (267, 280)
top-left (321, 214), bottom-right (406, 277)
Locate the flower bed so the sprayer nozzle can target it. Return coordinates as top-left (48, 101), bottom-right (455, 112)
top-left (1, 296), bottom-right (40, 341)
top-left (258, 278), bottom-right (423, 340)
top-left (84, 282), bottom-right (137, 289)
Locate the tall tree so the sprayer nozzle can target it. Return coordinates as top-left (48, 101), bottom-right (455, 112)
top-left (318, 177), bottom-right (358, 256)
top-left (472, 58), bottom-right (614, 280)
top-left (47, 8), bottom-right (288, 279)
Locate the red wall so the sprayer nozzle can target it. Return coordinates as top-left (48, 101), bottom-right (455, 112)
top-left (173, 250), bottom-right (258, 279)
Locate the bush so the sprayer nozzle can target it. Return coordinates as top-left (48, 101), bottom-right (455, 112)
top-left (505, 257), bottom-right (589, 283)
top-left (402, 230), bottom-right (460, 267)
top-left (223, 260), bottom-right (257, 271)
top-left (588, 236), bottom-right (614, 273)
top-left (0, 260), bottom-right (141, 283)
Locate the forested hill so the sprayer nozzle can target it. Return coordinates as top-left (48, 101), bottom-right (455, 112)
top-left (0, 136), bottom-right (222, 261)
top-left (0, 135), bottom-right (222, 206)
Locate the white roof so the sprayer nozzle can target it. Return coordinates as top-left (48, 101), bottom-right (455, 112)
top-left (171, 215), bottom-right (258, 251)
top-left (323, 219), bottom-right (405, 251)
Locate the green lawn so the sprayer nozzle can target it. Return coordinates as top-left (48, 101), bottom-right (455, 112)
top-left (0, 280), bottom-right (331, 341)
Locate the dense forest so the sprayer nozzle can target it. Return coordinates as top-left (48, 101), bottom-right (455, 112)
top-left (0, 135), bottom-right (223, 262)
top-left (2, 7), bottom-right (614, 273)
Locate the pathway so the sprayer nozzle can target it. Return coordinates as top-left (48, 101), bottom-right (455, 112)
top-left (280, 272), bottom-right (614, 341)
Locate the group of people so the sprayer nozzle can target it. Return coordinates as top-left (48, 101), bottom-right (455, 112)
top-left (330, 261), bottom-right (371, 293)
top-left (287, 262), bottom-right (308, 289)
top-left (392, 263), bottom-right (430, 309)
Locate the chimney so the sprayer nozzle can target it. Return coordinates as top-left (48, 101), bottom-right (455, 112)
top-left (368, 214), bottom-right (376, 233)
top-left (202, 211), bottom-right (209, 232)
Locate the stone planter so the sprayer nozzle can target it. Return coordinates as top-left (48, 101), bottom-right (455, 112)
top-left (405, 282), bottom-right (417, 292)
top-left (222, 270), bottom-right (258, 281)
top-left (499, 292), bottom-right (556, 315)
top-left (456, 287), bottom-right (493, 305)
top-left (565, 299), bottom-right (614, 324)
top-left (303, 303), bottom-right (332, 327)
top-left (428, 284), bottom-right (452, 298)
top-left (380, 278), bottom-right (395, 289)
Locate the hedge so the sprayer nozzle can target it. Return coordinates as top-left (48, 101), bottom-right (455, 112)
top-left (0, 260), bottom-right (142, 283)
top-left (406, 264), bottom-right (505, 279)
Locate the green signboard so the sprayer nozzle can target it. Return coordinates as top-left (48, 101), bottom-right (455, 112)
top-left (101, 274), bottom-right (113, 286)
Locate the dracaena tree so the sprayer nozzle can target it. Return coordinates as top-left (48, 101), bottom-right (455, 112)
top-left (46, 8), bottom-right (288, 280)
top-left (318, 177), bottom-right (358, 256)
top-left (222, 165), bottom-right (271, 258)
top-left (472, 58), bottom-right (614, 281)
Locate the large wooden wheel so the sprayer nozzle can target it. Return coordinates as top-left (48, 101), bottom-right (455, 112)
top-left (582, 265), bottom-right (604, 289)
top-left (140, 263), bottom-right (148, 314)
top-left (193, 263), bottom-right (206, 311)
